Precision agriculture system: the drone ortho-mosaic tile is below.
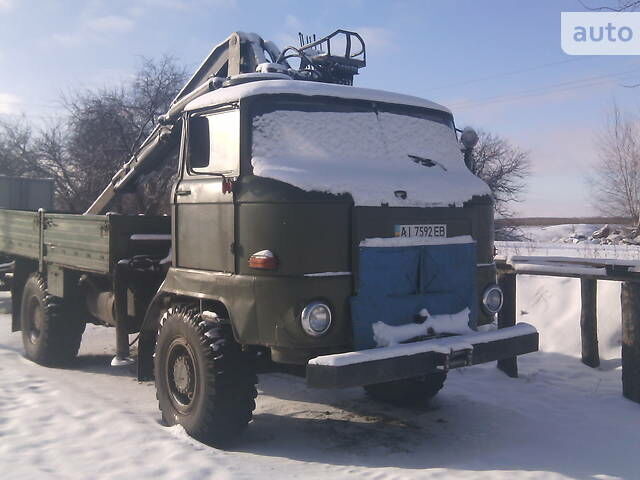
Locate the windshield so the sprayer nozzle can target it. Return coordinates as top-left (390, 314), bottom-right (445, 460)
top-left (250, 99), bottom-right (489, 207)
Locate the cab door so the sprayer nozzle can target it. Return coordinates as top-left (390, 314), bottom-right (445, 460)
top-left (173, 107), bottom-right (239, 272)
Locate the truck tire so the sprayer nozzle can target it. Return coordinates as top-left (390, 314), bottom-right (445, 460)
top-left (20, 273), bottom-right (86, 366)
top-left (364, 372), bottom-right (447, 406)
top-left (154, 305), bottom-right (257, 447)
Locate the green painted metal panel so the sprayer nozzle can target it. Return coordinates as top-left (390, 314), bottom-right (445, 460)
top-left (0, 209), bottom-right (170, 276)
top-left (44, 214), bottom-right (110, 274)
top-left (0, 209), bottom-right (39, 259)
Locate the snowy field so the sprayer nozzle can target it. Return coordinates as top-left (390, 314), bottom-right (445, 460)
top-left (497, 241), bottom-right (640, 261)
top-left (498, 224), bottom-right (640, 263)
top-left (518, 224), bottom-right (608, 243)
top-left (1, 254), bottom-right (639, 478)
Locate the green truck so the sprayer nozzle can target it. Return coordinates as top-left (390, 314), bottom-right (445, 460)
top-left (0, 30), bottom-right (538, 446)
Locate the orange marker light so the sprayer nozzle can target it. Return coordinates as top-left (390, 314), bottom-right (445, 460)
top-left (248, 250), bottom-right (278, 270)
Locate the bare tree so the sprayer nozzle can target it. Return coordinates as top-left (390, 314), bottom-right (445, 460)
top-left (0, 116), bottom-right (117, 212)
top-left (582, 1), bottom-right (640, 221)
top-left (33, 122), bottom-right (86, 212)
top-left (469, 130), bottom-right (531, 218)
top-left (128, 56), bottom-right (188, 214)
top-left (0, 119), bottom-right (42, 178)
top-left (61, 54), bottom-right (187, 213)
top-left (466, 131), bottom-right (531, 240)
top-left (589, 105), bottom-right (640, 223)
top-left (61, 88), bottom-right (136, 211)
top-left (0, 54), bottom-right (187, 213)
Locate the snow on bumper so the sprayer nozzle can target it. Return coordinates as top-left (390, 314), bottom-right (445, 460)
top-left (306, 323), bottom-right (538, 388)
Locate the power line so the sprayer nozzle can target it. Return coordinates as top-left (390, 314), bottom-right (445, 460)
top-left (426, 57), bottom-right (590, 92)
top-left (447, 68), bottom-right (640, 110)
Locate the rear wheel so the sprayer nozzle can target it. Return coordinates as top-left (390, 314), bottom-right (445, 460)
top-left (364, 372), bottom-right (447, 406)
top-left (154, 305), bottom-right (257, 447)
top-left (20, 273), bottom-right (86, 366)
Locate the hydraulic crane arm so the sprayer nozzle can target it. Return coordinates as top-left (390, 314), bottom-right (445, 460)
top-left (84, 30), bottom-right (366, 215)
top-left (84, 32), bottom-right (279, 215)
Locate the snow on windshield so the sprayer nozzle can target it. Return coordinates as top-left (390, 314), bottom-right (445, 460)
top-left (251, 108), bottom-right (490, 207)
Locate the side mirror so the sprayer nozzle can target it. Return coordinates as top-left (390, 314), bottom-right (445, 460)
top-left (460, 127), bottom-right (479, 171)
top-left (460, 127), bottom-right (479, 151)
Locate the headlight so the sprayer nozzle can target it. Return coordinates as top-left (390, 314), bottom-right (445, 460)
top-left (301, 302), bottom-right (332, 336)
top-left (482, 285), bottom-right (503, 315)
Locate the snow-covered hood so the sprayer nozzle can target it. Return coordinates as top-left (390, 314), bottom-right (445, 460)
top-left (251, 106), bottom-right (491, 207)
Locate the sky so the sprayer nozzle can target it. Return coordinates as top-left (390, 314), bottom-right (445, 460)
top-left (0, 0), bottom-right (639, 217)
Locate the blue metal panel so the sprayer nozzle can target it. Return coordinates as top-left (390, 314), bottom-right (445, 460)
top-left (358, 247), bottom-right (420, 296)
top-left (351, 242), bottom-right (476, 350)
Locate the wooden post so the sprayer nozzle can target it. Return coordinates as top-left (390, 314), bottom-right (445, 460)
top-left (497, 271), bottom-right (518, 378)
top-left (621, 282), bottom-right (640, 403)
top-left (580, 278), bottom-right (600, 368)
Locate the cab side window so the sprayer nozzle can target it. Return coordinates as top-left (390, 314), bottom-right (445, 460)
top-left (187, 109), bottom-right (240, 175)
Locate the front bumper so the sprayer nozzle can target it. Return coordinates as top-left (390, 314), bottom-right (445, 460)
top-left (306, 323), bottom-right (538, 388)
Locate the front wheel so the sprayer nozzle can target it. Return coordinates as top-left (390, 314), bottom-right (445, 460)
top-left (154, 305), bottom-right (257, 447)
top-left (364, 372), bottom-right (447, 406)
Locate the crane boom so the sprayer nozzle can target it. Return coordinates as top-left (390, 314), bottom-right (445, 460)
top-left (84, 30), bottom-right (366, 215)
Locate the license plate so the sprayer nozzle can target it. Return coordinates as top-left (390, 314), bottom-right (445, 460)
top-left (394, 224), bottom-right (447, 238)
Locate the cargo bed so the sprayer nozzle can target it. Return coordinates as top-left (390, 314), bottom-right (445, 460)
top-left (0, 209), bottom-right (170, 275)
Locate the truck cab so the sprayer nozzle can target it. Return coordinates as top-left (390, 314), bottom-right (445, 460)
top-left (164, 77), bottom-right (501, 366)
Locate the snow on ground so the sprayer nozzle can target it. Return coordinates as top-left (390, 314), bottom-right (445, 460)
top-left (518, 224), bottom-right (605, 243)
top-left (496, 240), bottom-right (640, 262)
top-left (1, 256), bottom-right (639, 478)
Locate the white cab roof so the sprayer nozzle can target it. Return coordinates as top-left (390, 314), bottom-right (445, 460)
top-left (184, 79), bottom-right (451, 114)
